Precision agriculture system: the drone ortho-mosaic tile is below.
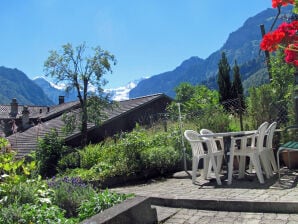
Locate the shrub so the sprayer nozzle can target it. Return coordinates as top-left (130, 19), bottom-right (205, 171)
top-left (79, 144), bottom-right (101, 169)
top-left (0, 203), bottom-right (23, 224)
top-left (4, 181), bottom-right (36, 206)
top-left (58, 151), bottom-right (81, 172)
top-left (0, 202), bottom-right (75, 224)
top-left (47, 176), bottom-right (95, 218)
top-left (78, 189), bottom-right (133, 222)
top-left (140, 146), bottom-right (180, 173)
top-left (195, 106), bottom-right (230, 132)
top-left (36, 129), bottom-right (68, 178)
top-left (21, 203), bottom-right (74, 224)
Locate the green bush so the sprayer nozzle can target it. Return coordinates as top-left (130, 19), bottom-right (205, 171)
top-left (0, 202), bottom-right (75, 224)
top-left (61, 126), bottom-right (186, 182)
top-left (195, 106), bottom-right (230, 132)
top-left (4, 181), bottom-right (36, 206)
top-left (36, 129), bottom-right (68, 178)
top-left (79, 144), bottom-right (101, 169)
top-left (140, 145), bottom-right (180, 173)
top-left (78, 189), bottom-right (133, 222)
top-left (47, 176), bottom-right (95, 218)
top-left (58, 151), bottom-right (81, 172)
top-left (0, 203), bottom-right (23, 224)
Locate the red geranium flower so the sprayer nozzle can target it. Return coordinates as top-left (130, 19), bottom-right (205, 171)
top-left (284, 43), bottom-right (298, 66)
top-left (272, 0), bottom-right (294, 8)
top-left (260, 21), bottom-right (298, 52)
top-left (260, 30), bottom-right (285, 52)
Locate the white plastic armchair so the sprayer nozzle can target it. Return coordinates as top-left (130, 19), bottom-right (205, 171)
top-left (200, 129), bottom-right (224, 176)
top-left (264, 122), bottom-right (278, 173)
top-left (246, 122), bottom-right (272, 178)
top-left (227, 122), bottom-right (269, 184)
top-left (184, 130), bottom-right (222, 185)
top-left (200, 129), bottom-right (224, 150)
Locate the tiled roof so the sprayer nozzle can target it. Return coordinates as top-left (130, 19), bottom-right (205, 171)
top-left (7, 93), bottom-right (171, 158)
top-left (0, 100), bottom-right (80, 119)
top-left (102, 93), bottom-right (170, 123)
top-left (0, 105), bottom-right (47, 119)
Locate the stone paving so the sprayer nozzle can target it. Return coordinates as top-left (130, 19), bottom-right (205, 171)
top-left (111, 168), bottom-right (298, 223)
top-left (153, 207), bottom-right (298, 224)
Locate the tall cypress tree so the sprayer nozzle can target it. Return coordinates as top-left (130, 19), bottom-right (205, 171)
top-left (231, 60), bottom-right (245, 111)
top-left (217, 52), bottom-right (231, 104)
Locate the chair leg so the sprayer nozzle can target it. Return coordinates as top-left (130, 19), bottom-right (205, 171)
top-left (192, 157), bottom-right (198, 184)
top-left (207, 158), bottom-right (213, 178)
top-left (210, 155), bottom-right (222, 185)
top-left (227, 154), bottom-right (234, 185)
top-left (238, 156), bottom-right (246, 179)
top-left (203, 157), bottom-right (209, 179)
top-left (277, 149), bottom-right (282, 181)
top-left (268, 150), bottom-right (278, 172)
top-left (251, 154), bottom-right (264, 184)
top-left (248, 160), bottom-right (253, 173)
top-left (265, 151), bottom-right (274, 176)
top-left (259, 152), bottom-right (271, 179)
top-left (216, 155), bottom-right (223, 173)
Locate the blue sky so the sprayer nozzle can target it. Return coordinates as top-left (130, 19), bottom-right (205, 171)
top-left (0, 0), bottom-right (272, 88)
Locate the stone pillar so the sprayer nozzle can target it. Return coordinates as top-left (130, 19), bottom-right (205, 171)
top-left (22, 106), bottom-right (30, 129)
top-left (9, 98), bottom-right (18, 117)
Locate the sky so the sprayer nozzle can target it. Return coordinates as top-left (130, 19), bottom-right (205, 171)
top-left (0, 0), bottom-right (273, 88)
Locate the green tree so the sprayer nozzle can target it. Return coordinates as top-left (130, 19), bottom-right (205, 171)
top-left (247, 49), bottom-right (295, 128)
top-left (168, 82), bottom-right (219, 118)
top-left (231, 60), bottom-right (245, 111)
top-left (175, 82), bottom-right (196, 103)
top-left (36, 129), bottom-right (68, 177)
top-left (217, 52), bottom-right (232, 105)
top-left (44, 43), bottom-right (116, 146)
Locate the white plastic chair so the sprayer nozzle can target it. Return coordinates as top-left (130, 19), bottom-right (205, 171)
top-left (246, 122), bottom-right (272, 178)
top-left (227, 122), bottom-right (268, 184)
top-left (200, 129), bottom-right (224, 177)
top-left (264, 122), bottom-right (278, 173)
top-left (184, 130), bottom-right (222, 185)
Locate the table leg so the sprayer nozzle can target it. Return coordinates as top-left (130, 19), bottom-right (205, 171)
top-left (277, 148), bottom-right (282, 181)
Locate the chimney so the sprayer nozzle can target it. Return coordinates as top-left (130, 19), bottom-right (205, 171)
top-left (59, 96), bottom-right (65, 104)
top-left (9, 98), bottom-right (18, 117)
top-left (22, 106), bottom-right (30, 129)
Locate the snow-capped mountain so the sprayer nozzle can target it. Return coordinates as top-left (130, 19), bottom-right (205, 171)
top-left (104, 79), bottom-right (144, 101)
top-left (33, 76), bottom-right (144, 103)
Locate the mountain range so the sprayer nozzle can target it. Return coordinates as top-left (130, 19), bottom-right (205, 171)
top-left (129, 6), bottom-right (292, 98)
top-left (0, 6), bottom-right (292, 105)
top-left (0, 66), bottom-right (53, 105)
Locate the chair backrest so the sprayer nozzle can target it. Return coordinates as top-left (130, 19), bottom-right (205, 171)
top-left (255, 122), bottom-right (269, 152)
top-left (265, 122), bottom-right (277, 149)
top-left (251, 121), bottom-right (269, 147)
top-left (258, 121), bottom-right (269, 131)
top-left (184, 130), bottom-right (206, 157)
top-left (200, 129), bottom-right (223, 152)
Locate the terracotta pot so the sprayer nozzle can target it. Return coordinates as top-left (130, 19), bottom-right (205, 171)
top-left (281, 150), bottom-right (298, 169)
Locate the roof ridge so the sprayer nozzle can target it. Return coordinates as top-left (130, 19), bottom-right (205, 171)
top-left (119, 93), bottom-right (164, 102)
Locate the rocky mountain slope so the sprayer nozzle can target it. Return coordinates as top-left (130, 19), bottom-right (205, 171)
top-left (129, 6), bottom-right (292, 98)
top-left (0, 66), bottom-right (54, 105)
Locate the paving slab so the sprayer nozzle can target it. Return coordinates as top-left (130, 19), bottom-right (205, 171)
top-left (111, 168), bottom-right (298, 222)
